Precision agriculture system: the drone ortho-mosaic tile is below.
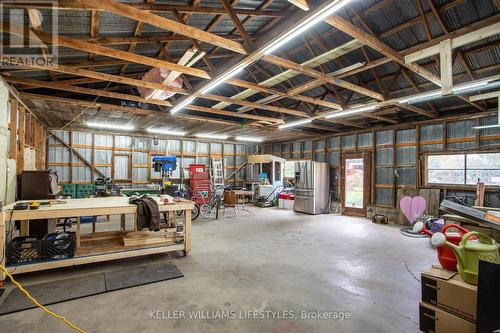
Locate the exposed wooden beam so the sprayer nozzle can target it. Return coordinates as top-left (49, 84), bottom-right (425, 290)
top-left (287, 0), bottom-right (309, 11)
top-left (67, 0), bottom-right (247, 54)
top-left (2, 2), bottom-right (284, 17)
top-left (3, 61), bottom-right (188, 95)
top-left (4, 76), bottom-right (173, 107)
top-left (226, 78), bottom-right (342, 110)
top-left (196, 93), bottom-right (309, 117)
top-left (262, 54), bottom-right (385, 101)
top-left (2, 22), bottom-right (211, 79)
top-left (184, 105), bottom-right (283, 123)
top-left (324, 15), bottom-right (441, 86)
top-left (221, 0), bottom-right (252, 47)
top-left (21, 93), bottom-right (151, 115)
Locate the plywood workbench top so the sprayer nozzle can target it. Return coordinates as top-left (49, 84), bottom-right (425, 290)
top-left (2, 196), bottom-right (195, 220)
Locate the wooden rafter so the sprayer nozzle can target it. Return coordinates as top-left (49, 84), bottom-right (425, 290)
top-left (2, 22), bottom-right (211, 79)
top-left (66, 0), bottom-right (247, 54)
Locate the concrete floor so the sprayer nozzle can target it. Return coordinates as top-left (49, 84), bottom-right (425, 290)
top-left (0, 207), bottom-right (436, 332)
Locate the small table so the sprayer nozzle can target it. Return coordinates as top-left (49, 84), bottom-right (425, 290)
top-left (233, 190), bottom-right (255, 214)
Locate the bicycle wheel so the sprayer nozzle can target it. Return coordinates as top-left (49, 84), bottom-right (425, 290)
top-left (199, 203), bottom-right (212, 219)
top-left (191, 205), bottom-right (200, 221)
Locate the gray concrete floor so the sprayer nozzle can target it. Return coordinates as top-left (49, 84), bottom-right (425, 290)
top-left (0, 207), bottom-right (436, 332)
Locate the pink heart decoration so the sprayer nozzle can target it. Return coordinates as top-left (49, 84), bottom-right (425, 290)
top-left (400, 196), bottom-right (427, 224)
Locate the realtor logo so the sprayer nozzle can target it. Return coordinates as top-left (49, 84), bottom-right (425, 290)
top-left (0, 0), bottom-right (58, 68)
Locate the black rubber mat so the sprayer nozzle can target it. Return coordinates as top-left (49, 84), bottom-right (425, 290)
top-left (0, 262), bottom-right (183, 315)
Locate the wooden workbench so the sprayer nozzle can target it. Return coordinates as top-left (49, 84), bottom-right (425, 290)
top-left (0, 196), bottom-right (194, 281)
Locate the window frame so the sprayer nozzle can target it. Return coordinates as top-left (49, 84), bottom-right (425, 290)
top-left (425, 151), bottom-right (500, 187)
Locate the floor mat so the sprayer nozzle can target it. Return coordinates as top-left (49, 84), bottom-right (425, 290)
top-left (0, 262), bottom-right (183, 315)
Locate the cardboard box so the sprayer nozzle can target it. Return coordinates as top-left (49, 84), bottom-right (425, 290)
top-left (421, 267), bottom-right (477, 323)
top-left (419, 302), bottom-right (476, 333)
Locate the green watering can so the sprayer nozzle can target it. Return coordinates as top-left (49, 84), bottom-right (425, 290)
top-left (431, 231), bottom-right (500, 285)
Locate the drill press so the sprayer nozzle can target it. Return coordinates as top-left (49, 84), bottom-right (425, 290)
top-left (152, 156), bottom-right (177, 194)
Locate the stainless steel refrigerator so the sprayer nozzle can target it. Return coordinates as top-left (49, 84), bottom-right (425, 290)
top-left (294, 161), bottom-right (330, 214)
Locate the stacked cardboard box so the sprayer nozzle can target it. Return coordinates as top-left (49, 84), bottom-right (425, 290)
top-left (419, 267), bottom-right (477, 333)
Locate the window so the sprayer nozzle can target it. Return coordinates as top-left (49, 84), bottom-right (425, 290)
top-left (427, 153), bottom-right (500, 186)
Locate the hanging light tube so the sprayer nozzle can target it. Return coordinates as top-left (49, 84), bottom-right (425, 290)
top-left (170, 96), bottom-right (196, 114)
top-left (86, 122), bottom-right (135, 131)
top-left (278, 118), bottom-right (313, 129)
top-left (235, 136), bottom-right (263, 142)
top-left (146, 128), bottom-right (186, 136)
top-left (263, 0), bottom-right (353, 55)
top-left (196, 133), bottom-right (229, 140)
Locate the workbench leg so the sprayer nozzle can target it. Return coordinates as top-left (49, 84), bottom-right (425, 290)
top-left (0, 211), bottom-right (5, 283)
top-left (76, 216), bottom-right (81, 249)
top-left (20, 220), bottom-right (29, 236)
top-left (92, 218), bottom-right (96, 234)
top-left (134, 214), bottom-right (137, 231)
top-left (121, 214), bottom-right (126, 231)
top-left (184, 209), bottom-right (191, 254)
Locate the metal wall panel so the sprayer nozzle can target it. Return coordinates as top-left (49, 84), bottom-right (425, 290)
top-left (396, 167), bottom-right (416, 186)
top-left (357, 132), bottom-right (372, 147)
top-left (396, 146), bottom-right (416, 165)
top-left (133, 168), bottom-right (148, 182)
top-left (376, 167), bottom-right (394, 184)
top-left (134, 137), bottom-right (149, 150)
top-left (183, 140), bottom-right (196, 154)
top-left (151, 138), bottom-right (166, 152)
top-left (447, 120), bottom-right (476, 150)
top-left (327, 137), bottom-right (339, 149)
top-left (479, 116), bottom-right (500, 147)
top-left (72, 131), bottom-right (92, 145)
top-left (327, 151), bottom-right (339, 166)
top-left (376, 130), bottom-right (393, 145)
top-left (115, 135), bottom-right (132, 148)
top-left (197, 142), bottom-right (209, 154)
top-left (94, 149), bottom-right (111, 164)
top-left (210, 142), bottom-right (222, 154)
top-left (342, 134), bottom-right (355, 149)
top-left (73, 166), bottom-right (91, 182)
top-left (420, 123), bottom-right (443, 151)
top-left (114, 155), bottom-right (129, 179)
top-left (376, 148), bottom-right (393, 166)
top-left (94, 134), bottom-right (113, 147)
top-left (376, 188), bottom-right (394, 206)
top-left (133, 152), bottom-right (148, 165)
top-left (168, 139), bottom-right (181, 153)
top-left (396, 129), bottom-right (416, 143)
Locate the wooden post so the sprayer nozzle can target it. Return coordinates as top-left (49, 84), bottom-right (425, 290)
top-left (76, 216), bottom-right (81, 249)
top-left (0, 211), bottom-right (5, 283)
top-left (184, 208), bottom-right (191, 253)
top-left (9, 97), bottom-right (18, 160)
top-left (20, 220), bottom-right (29, 236)
top-left (17, 108), bottom-right (25, 175)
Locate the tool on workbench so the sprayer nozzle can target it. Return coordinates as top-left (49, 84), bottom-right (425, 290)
top-left (152, 155), bottom-right (177, 194)
top-left (94, 177), bottom-right (121, 197)
top-left (29, 201), bottom-right (40, 210)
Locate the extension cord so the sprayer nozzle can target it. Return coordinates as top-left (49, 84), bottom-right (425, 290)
top-left (0, 264), bottom-right (86, 333)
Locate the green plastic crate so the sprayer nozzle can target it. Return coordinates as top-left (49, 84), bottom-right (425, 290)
top-left (60, 184), bottom-right (77, 198)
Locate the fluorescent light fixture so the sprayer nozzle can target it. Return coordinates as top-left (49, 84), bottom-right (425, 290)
top-left (200, 66), bottom-right (245, 94)
top-left (452, 80), bottom-right (491, 94)
top-left (472, 124), bottom-right (500, 130)
top-left (278, 118), bottom-right (313, 129)
top-left (263, 0), bottom-right (353, 55)
top-left (86, 122), bottom-right (134, 131)
top-left (325, 103), bottom-right (378, 119)
top-left (146, 128), bottom-right (186, 136)
top-left (398, 91), bottom-right (442, 104)
top-left (171, 96), bottom-right (196, 114)
top-left (196, 133), bottom-right (229, 140)
top-left (235, 136), bottom-right (263, 143)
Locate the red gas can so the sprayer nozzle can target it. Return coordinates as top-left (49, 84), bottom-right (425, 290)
top-left (413, 222), bottom-right (469, 271)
